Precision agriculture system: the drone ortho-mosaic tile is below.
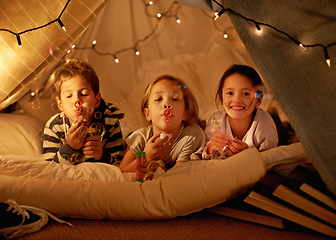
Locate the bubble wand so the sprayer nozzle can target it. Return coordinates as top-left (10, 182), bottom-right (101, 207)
top-left (74, 100), bottom-right (82, 123)
top-left (160, 108), bottom-right (173, 143)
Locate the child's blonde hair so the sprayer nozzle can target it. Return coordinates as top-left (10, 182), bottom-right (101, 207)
top-left (51, 59), bottom-right (100, 97)
top-left (141, 75), bottom-right (200, 126)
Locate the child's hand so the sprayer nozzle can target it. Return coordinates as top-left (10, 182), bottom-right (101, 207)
top-left (83, 135), bottom-right (103, 160)
top-left (227, 138), bottom-right (248, 156)
top-left (135, 160), bottom-right (148, 178)
top-left (66, 120), bottom-right (87, 150)
top-left (144, 133), bottom-right (171, 161)
top-left (208, 133), bottom-right (231, 155)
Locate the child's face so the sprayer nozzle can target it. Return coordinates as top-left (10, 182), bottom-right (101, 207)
top-left (221, 73), bottom-right (260, 121)
top-left (144, 80), bottom-right (188, 134)
top-left (56, 76), bottom-right (101, 125)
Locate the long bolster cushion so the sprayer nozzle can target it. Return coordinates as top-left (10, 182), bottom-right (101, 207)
top-left (0, 148), bottom-right (266, 220)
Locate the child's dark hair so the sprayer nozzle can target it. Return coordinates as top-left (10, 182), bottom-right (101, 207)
top-left (51, 59), bottom-right (100, 97)
top-left (215, 64), bottom-right (263, 107)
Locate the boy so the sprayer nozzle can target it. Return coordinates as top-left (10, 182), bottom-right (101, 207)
top-left (42, 59), bottom-right (125, 165)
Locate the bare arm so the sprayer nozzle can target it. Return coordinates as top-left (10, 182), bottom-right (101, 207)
top-left (119, 145), bottom-right (137, 172)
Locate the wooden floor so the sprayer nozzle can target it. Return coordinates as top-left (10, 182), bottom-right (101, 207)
top-left (16, 210), bottom-right (330, 240)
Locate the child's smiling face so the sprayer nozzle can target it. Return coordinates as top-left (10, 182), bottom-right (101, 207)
top-left (221, 73), bottom-right (260, 121)
top-left (56, 76), bottom-right (101, 125)
top-left (144, 79), bottom-right (188, 135)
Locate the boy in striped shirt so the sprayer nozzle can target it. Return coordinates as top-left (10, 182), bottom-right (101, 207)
top-left (42, 59), bottom-right (125, 165)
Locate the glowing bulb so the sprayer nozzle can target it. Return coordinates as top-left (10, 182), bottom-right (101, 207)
top-left (176, 18), bottom-right (181, 24)
top-left (148, 1), bottom-right (153, 5)
top-left (67, 49), bottom-right (71, 54)
top-left (214, 9), bottom-right (225, 20)
top-left (58, 19), bottom-right (66, 32)
top-left (72, 44), bottom-right (75, 49)
top-left (324, 47), bottom-right (331, 67)
top-left (223, 33), bottom-right (228, 39)
top-left (92, 40), bottom-right (97, 45)
top-left (114, 56), bottom-right (119, 63)
top-left (298, 43), bottom-right (307, 51)
top-left (135, 50), bottom-right (140, 56)
top-left (214, 12), bottom-right (219, 21)
top-left (157, 13), bottom-right (162, 18)
top-left (31, 92), bottom-right (35, 97)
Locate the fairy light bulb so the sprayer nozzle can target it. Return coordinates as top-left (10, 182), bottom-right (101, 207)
top-left (214, 8), bottom-right (225, 20)
top-left (58, 19), bottom-right (66, 32)
top-left (72, 44), bottom-right (75, 49)
top-left (114, 56), bottom-right (119, 63)
top-left (223, 33), bottom-right (228, 39)
top-left (176, 17), bottom-right (181, 24)
top-left (214, 12), bottom-right (220, 21)
top-left (324, 47), bottom-right (331, 67)
top-left (148, 1), bottom-right (153, 5)
top-left (92, 40), bottom-right (97, 48)
top-left (157, 13), bottom-right (162, 19)
top-left (135, 49), bottom-right (140, 55)
top-left (16, 35), bottom-right (22, 47)
top-left (255, 22), bottom-right (261, 31)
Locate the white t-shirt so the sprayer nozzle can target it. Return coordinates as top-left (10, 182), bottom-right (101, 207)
top-left (203, 108), bottom-right (278, 159)
top-left (126, 123), bottom-right (205, 168)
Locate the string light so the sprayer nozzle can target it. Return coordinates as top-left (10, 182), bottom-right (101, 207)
top-left (4, 0), bottom-right (329, 66)
top-left (324, 47), bottom-right (331, 67)
top-left (214, 8), bottom-right (225, 21)
top-left (69, 1), bottom-right (178, 63)
top-left (0, 0), bottom-right (70, 47)
top-left (211, 0), bottom-right (336, 67)
top-left (92, 40), bottom-right (97, 48)
top-left (114, 55), bottom-right (119, 63)
top-left (16, 35), bottom-right (22, 47)
top-left (57, 19), bottom-right (66, 32)
top-left (254, 22), bottom-right (261, 31)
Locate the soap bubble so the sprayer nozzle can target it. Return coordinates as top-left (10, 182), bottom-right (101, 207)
top-left (94, 111), bottom-right (102, 119)
top-left (80, 126), bottom-right (88, 136)
top-left (50, 101), bottom-right (59, 111)
top-left (87, 107), bottom-right (94, 115)
top-left (31, 100), bottom-right (41, 110)
top-left (89, 123), bottom-right (105, 137)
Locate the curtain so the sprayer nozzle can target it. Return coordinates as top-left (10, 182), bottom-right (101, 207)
top-left (223, 0), bottom-right (336, 194)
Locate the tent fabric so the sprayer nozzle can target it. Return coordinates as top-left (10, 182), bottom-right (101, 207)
top-left (223, 0), bottom-right (336, 193)
top-left (1, 0), bottom-right (335, 195)
top-left (0, 0), bottom-right (105, 110)
top-left (16, 0), bottom-right (260, 137)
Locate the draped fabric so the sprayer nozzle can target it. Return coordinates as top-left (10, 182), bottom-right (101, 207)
top-left (223, 0), bottom-right (336, 194)
top-left (0, 0), bottom-right (105, 109)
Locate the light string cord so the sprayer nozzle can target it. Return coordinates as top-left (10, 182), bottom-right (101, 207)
top-left (212, 0), bottom-right (335, 66)
top-left (0, 0), bottom-right (71, 46)
top-left (70, 0), bottom-right (180, 62)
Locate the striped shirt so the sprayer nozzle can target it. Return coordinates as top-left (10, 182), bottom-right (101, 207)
top-left (42, 99), bottom-right (125, 165)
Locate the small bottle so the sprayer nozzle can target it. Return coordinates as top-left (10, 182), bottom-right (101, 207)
top-left (135, 152), bottom-right (146, 182)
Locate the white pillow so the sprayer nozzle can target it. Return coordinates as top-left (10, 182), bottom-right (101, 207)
top-left (0, 113), bottom-right (44, 156)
